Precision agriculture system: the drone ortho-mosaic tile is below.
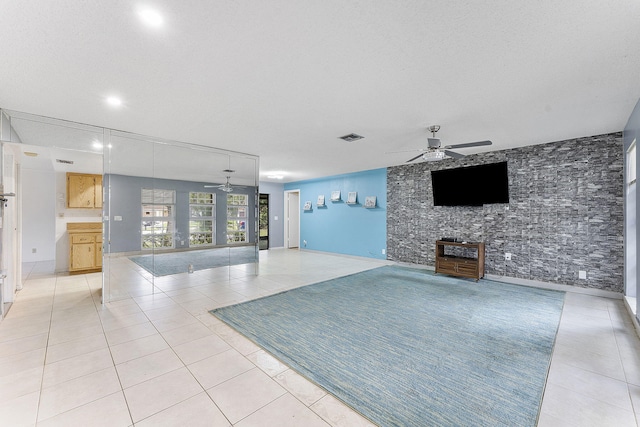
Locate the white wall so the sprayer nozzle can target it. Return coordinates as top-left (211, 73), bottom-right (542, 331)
top-left (22, 168), bottom-right (56, 262)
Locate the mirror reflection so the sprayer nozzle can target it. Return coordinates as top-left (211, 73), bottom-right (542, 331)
top-left (1, 109), bottom-right (259, 306)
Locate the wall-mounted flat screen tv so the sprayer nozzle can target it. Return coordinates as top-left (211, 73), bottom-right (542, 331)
top-left (431, 161), bottom-right (509, 206)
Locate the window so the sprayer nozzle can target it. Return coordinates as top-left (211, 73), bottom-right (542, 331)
top-left (141, 189), bottom-right (175, 249)
top-left (629, 139), bottom-right (637, 185)
top-left (227, 194), bottom-right (248, 243)
top-left (189, 192), bottom-right (215, 247)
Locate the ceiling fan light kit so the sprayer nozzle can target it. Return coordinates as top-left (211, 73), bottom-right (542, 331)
top-left (403, 125), bottom-right (492, 163)
top-left (422, 151), bottom-right (446, 161)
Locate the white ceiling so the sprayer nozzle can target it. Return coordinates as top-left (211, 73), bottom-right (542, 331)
top-left (1, 1), bottom-right (639, 183)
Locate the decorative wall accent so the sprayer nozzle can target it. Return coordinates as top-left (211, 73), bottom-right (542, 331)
top-left (284, 168), bottom-right (387, 259)
top-left (387, 132), bottom-right (624, 292)
top-left (364, 196), bottom-right (377, 208)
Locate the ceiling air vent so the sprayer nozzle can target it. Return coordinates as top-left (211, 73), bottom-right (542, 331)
top-left (56, 159), bottom-right (74, 165)
top-left (339, 133), bottom-right (364, 142)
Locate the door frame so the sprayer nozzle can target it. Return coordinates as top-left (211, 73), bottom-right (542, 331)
top-left (284, 189), bottom-right (300, 249)
top-left (259, 193), bottom-right (269, 250)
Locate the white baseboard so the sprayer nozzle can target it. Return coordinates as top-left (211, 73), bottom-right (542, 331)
top-left (485, 274), bottom-right (623, 300)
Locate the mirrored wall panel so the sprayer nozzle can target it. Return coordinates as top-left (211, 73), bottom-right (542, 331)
top-left (0, 109), bottom-right (259, 304)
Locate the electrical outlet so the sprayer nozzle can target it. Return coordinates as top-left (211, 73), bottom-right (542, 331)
top-left (382, 249), bottom-right (386, 255)
top-left (579, 270), bottom-right (587, 279)
top-left (303, 240), bottom-right (307, 247)
top-left (505, 253), bottom-right (511, 261)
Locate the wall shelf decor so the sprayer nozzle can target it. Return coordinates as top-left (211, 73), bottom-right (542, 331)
top-left (317, 195), bottom-right (325, 206)
top-left (303, 201), bottom-right (312, 211)
top-left (330, 190), bottom-right (341, 202)
top-left (364, 196), bottom-right (377, 208)
top-left (347, 191), bottom-right (357, 204)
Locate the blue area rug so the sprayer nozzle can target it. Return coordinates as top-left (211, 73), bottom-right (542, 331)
top-left (129, 246), bottom-right (256, 276)
top-left (211, 266), bottom-right (565, 427)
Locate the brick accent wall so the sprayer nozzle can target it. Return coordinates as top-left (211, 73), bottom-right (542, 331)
top-left (387, 132), bottom-right (624, 292)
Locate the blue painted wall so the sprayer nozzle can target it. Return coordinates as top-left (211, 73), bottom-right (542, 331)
top-left (284, 168), bottom-right (387, 259)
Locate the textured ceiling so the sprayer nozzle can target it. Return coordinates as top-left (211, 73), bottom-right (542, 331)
top-left (1, 1), bottom-right (639, 183)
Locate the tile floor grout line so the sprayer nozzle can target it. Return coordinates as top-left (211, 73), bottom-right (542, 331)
top-left (32, 272), bottom-right (60, 425)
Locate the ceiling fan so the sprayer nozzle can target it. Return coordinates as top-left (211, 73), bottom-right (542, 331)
top-left (204, 170), bottom-right (246, 193)
top-left (402, 125), bottom-right (492, 162)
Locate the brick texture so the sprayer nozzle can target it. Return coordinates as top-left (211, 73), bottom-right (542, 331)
top-left (387, 132), bottom-right (624, 292)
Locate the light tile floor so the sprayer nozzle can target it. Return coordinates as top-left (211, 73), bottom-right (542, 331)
top-left (1, 250), bottom-right (640, 426)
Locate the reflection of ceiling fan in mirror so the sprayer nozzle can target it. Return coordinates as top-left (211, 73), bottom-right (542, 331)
top-left (204, 169), bottom-right (246, 193)
top-left (398, 125), bottom-right (492, 162)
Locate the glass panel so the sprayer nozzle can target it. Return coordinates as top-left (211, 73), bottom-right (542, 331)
top-left (189, 220), bottom-right (213, 232)
top-left (189, 192), bottom-right (215, 204)
top-left (190, 206), bottom-right (213, 217)
top-left (1, 109), bottom-right (259, 304)
top-left (142, 205), bottom-right (173, 217)
top-left (227, 206), bottom-right (247, 218)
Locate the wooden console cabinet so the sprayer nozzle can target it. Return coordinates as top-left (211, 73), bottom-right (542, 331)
top-left (435, 240), bottom-right (485, 281)
top-left (68, 222), bottom-right (102, 274)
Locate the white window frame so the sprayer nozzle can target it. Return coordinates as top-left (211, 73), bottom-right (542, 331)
top-left (141, 189), bottom-right (176, 250)
top-left (227, 193), bottom-right (248, 244)
top-left (628, 139), bottom-right (637, 186)
top-left (189, 192), bottom-right (216, 247)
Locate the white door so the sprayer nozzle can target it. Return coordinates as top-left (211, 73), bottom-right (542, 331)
top-left (285, 191), bottom-right (300, 249)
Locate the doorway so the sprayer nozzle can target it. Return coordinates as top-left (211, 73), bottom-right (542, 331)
top-left (259, 193), bottom-right (269, 250)
top-left (284, 190), bottom-right (300, 249)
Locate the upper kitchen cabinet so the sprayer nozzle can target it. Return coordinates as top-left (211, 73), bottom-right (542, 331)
top-left (67, 172), bottom-right (103, 208)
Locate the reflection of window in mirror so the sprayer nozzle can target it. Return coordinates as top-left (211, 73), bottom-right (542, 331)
top-left (628, 140), bottom-right (636, 185)
top-left (189, 191), bottom-right (216, 247)
top-left (141, 189), bottom-right (176, 249)
top-left (227, 193), bottom-right (248, 244)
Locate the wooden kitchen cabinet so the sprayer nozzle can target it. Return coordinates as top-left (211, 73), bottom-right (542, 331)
top-left (67, 173), bottom-right (103, 208)
top-left (68, 222), bottom-right (102, 274)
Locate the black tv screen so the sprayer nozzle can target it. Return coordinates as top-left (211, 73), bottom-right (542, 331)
top-left (431, 161), bottom-right (509, 206)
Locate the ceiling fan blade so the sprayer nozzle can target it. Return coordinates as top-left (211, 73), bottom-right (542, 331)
top-left (444, 140), bottom-right (492, 149)
top-left (406, 153), bottom-right (424, 163)
top-left (444, 150), bottom-right (465, 159)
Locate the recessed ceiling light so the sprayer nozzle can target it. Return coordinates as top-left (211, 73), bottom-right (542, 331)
top-left (106, 96), bottom-right (122, 107)
top-left (138, 7), bottom-right (164, 28)
top-left (93, 141), bottom-right (112, 149)
top-left (265, 171), bottom-right (287, 180)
